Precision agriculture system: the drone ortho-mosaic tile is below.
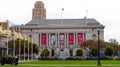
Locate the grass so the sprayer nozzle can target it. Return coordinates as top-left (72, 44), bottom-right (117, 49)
top-left (20, 60), bottom-right (120, 64)
top-left (1, 60), bottom-right (120, 67)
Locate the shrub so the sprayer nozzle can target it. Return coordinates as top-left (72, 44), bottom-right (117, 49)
top-left (105, 46), bottom-right (114, 57)
top-left (90, 47), bottom-right (98, 57)
top-left (76, 48), bottom-right (83, 56)
top-left (40, 48), bottom-right (50, 58)
top-left (3, 54), bottom-right (8, 60)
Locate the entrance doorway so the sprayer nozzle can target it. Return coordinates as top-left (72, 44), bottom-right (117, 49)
top-left (69, 50), bottom-right (73, 56)
top-left (51, 50), bottom-right (54, 56)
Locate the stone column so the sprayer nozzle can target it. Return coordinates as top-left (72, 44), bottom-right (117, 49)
top-left (75, 33), bottom-right (78, 47)
top-left (55, 33), bottom-right (57, 47)
top-left (39, 33), bottom-right (41, 46)
top-left (83, 32), bottom-right (85, 42)
top-left (66, 33), bottom-right (68, 47)
top-left (48, 33), bottom-right (50, 46)
top-left (57, 33), bottom-right (59, 47)
top-left (46, 33), bottom-right (48, 46)
top-left (74, 33), bottom-right (75, 47)
top-left (64, 33), bottom-right (67, 47)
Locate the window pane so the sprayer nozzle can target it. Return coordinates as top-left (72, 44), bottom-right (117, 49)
top-left (50, 33), bottom-right (56, 45)
top-left (59, 33), bottom-right (65, 45)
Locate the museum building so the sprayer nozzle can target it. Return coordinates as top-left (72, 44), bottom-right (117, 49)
top-left (21, 1), bottom-right (105, 57)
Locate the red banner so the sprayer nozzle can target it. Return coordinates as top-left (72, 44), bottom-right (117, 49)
top-left (41, 33), bottom-right (46, 45)
top-left (78, 33), bottom-right (83, 45)
top-left (68, 33), bottom-right (74, 45)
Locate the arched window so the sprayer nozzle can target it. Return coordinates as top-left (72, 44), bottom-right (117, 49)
top-left (92, 34), bottom-right (97, 40)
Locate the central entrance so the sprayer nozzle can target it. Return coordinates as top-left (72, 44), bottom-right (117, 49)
top-left (55, 49), bottom-right (67, 60)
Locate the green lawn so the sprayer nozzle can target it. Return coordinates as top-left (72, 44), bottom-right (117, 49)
top-left (1, 60), bottom-right (120, 67)
top-left (20, 60), bottom-right (120, 64)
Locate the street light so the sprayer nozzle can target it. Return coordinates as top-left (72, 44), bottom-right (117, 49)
top-left (27, 37), bottom-right (29, 61)
top-left (97, 30), bottom-right (101, 66)
top-left (6, 20), bottom-right (9, 55)
top-left (12, 33), bottom-right (15, 57)
top-left (31, 39), bottom-right (34, 60)
top-left (19, 34), bottom-right (21, 61)
top-left (24, 37), bottom-right (25, 61)
top-left (28, 35), bottom-right (34, 60)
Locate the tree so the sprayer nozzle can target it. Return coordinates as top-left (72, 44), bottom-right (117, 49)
top-left (105, 46), bottom-right (114, 57)
top-left (109, 39), bottom-right (119, 45)
top-left (40, 48), bottom-right (50, 58)
top-left (81, 40), bottom-right (96, 48)
top-left (90, 46), bottom-right (98, 57)
top-left (108, 39), bottom-right (119, 55)
top-left (7, 38), bottom-right (39, 55)
top-left (33, 43), bottom-right (39, 54)
top-left (81, 40), bottom-right (108, 50)
top-left (76, 48), bottom-right (83, 56)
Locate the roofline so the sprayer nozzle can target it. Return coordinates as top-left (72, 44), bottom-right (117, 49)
top-left (21, 25), bottom-right (105, 29)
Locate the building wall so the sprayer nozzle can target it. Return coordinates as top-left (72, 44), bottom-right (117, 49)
top-left (22, 28), bottom-right (104, 44)
top-left (21, 1), bottom-right (104, 57)
top-left (10, 26), bottom-right (22, 33)
top-left (0, 22), bottom-right (9, 30)
top-left (22, 26), bottom-right (104, 56)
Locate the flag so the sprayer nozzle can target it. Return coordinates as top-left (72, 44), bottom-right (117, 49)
top-left (62, 8), bottom-right (64, 11)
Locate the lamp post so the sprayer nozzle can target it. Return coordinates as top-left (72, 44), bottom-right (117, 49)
top-left (28, 37), bottom-right (29, 61)
top-left (6, 20), bottom-right (9, 55)
top-left (31, 39), bottom-right (33, 60)
top-left (19, 37), bottom-right (21, 61)
top-left (29, 35), bottom-right (32, 60)
top-left (24, 37), bottom-right (25, 61)
top-left (97, 30), bottom-right (101, 66)
top-left (11, 33), bottom-right (15, 57)
top-left (6, 33), bottom-right (8, 55)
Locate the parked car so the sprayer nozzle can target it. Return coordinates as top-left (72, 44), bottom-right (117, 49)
top-left (0, 56), bottom-right (18, 65)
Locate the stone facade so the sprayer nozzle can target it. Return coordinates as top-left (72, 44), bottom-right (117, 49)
top-left (32, 1), bottom-right (46, 20)
top-left (21, 1), bottom-right (105, 57)
top-left (22, 23), bottom-right (104, 56)
top-left (0, 21), bottom-right (9, 30)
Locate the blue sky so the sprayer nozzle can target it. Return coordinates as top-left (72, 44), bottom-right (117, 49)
top-left (0, 0), bottom-right (120, 43)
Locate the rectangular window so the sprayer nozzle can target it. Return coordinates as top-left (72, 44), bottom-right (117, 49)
top-left (50, 33), bottom-right (56, 45)
top-left (41, 33), bottom-right (46, 45)
top-left (59, 33), bottom-right (65, 45)
top-left (78, 33), bottom-right (83, 45)
top-left (68, 33), bottom-right (74, 45)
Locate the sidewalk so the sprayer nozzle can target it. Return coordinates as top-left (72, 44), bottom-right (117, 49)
top-left (18, 60), bottom-right (36, 62)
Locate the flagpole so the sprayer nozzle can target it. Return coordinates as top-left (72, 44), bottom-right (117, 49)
top-left (86, 9), bottom-right (88, 18)
top-left (85, 9), bottom-right (88, 24)
top-left (61, 8), bottom-right (64, 24)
